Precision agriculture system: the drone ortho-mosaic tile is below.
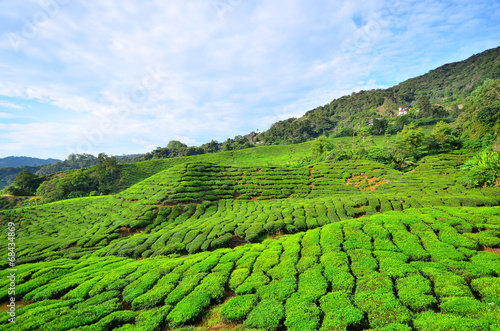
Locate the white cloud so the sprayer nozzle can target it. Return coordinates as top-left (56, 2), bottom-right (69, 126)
top-left (0, 0), bottom-right (498, 158)
top-left (0, 111), bottom-right (18, 118)
top-left (0, 100), bottom-right (22, 109)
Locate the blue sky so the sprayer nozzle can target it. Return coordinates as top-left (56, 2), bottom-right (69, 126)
top-left (0, 0), bottom-right (499, 159)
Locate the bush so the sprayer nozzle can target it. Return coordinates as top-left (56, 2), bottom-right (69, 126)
top-left (284, 293), bottom-right (321, 330)
top-left (319, 291), bottom-right (364, 330)
top-left (462, 150), bottom-right (500, 187)
top-left (243, 299), bottom-right (285, 330)
top-left (471, 277), bottom-right (500, 305)
top-left (221, 294), bottom-right (258, 322)
top-left (167, 290), bottom-right (211, 327)
top-left (413, 311), bottom-right (491, 331)
top-left (210, 233), bottom-right (233, 249)
top-left (257, 277), bottom-right (296, 301)
top-left (396, 274), bottom-right (437, 311)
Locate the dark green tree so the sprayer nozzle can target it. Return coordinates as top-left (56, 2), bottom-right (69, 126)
top-left (11, 170), bottom-right (42, 195)
top-left (395, 115), bottom-right (411, 131)
top-left (477, 104), bottom-right (500, 123)
top-left (371, 118), bottom-right (388, 135)
top-left (432, 121), bottom-right (451, 142)
top-left (417, 96), bottom-right (432, 117)
top-left (203, 140), bottom-right (219, 153)
top-left (398, 123), bottom-right (425, 153)
top-left (312, 136), bottom-right (332, 155)
top-left (167, 140), bottom-right (187, 149)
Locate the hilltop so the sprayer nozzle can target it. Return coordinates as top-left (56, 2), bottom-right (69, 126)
top-left (260, 46), bottom-right (500, 144)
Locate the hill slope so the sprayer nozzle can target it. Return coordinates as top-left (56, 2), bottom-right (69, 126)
top-left (1, 148), bottom-right (499, 330)
top-left (1, 206), bottom-right (499, 330)
top-left (261, 46), bottom-right (500, 144)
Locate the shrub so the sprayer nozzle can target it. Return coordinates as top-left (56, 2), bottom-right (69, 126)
top-left (355, 273), bottom-right (411, 328)
top-left (210, 233), bottom-right (233, 249)
top-left (243, 299), bottom-right (285, 330)
top-left (413, 311), bottom-right (491, 331)
top-left (396, 274), bottom-right (437, 311)
top-left (319, 291), bottom-right (364, 331)
top-left (349, 249), bottom-right (378, 277)
top-left (167, 290), bottom-right (211, 327)
top-left (284, 293), bottom-right (321, 330)
top-left (235, 271), bottom-right (269, 295)
top-left (462, 150), bottom-right (500, 187)
top-left (440, 296), bottom-right (490, 316)
top-left (221, 294), bottom-right (258, 323)
top-left (471, 277), bottom-right (500, 305)
top-left (297, 265), bottom-right (328, 301)
top-left (257, 277), bottom-right (296, 301)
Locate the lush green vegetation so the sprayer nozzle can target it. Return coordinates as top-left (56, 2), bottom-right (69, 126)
top-left (0, 165), bottom-right (43, 191)
top-left (1, 206), bottom-right (499, 330)
top-left (261, 47), bottom-right (500, 145)
top-left (0, 47), bottom-right (499, 330)
top-left (0, 144), bottom-right (499, 330)
top-left (3, 153), bottom-right (500, 264)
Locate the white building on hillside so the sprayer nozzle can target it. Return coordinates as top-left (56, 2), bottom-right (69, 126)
top-left (398, 106), bottom-right (409, 116)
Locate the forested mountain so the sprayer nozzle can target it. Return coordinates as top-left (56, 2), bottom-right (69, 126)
top-left (0, 156), bottom-right (60, 168)
top-left (0, 153), bottom-right (143, 190)
top-left (2, 47), bottom-right (499, 201)
top-left (0, 154), bottom-right (98, 190)
top-left (260, 46), bottom-right (500, 144)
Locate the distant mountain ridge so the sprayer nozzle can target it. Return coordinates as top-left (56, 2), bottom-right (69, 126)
top-left (0, 156), bottom-right (60, 168)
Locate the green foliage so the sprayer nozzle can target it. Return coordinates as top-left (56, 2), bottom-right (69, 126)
top-left (284, 293), bottom-right (321, 330)
top-left (36, 153), bottom-right (99, 176)
top-left (8, 170), bottom-right (43, 196)
top-left (243, 299), bottom-right (285, 330)
top-left (261, 47), bottom-right (500, 144)
top-left (455, 79), bottom-right (500, 139)
top-left (462, 150), bottom-right (500, 187)
top-left (471, 277), bottom-right (500, 305)
top-left (372, 118), bottom-right (388, 135)
top-left (397, 274), bottom-right (437, 311)
top-left (167, 291), bottom-right (211, 327)
top-left (413, 311), bottom-right (492, 331)
top-left (220, 294), bottom-right (258, 322)
top-left (320, 291), bottom-right (364, 330)
top-left (417, 95), bottom-right (432, 117)
top-left (2, 97), bottom-right (500, 331)
top-left (36, 159), bottom-right (121, 202)
top-left (398, 123), bottom-right (425, 154)
top-left (1, 205), bottom-right (500, 329)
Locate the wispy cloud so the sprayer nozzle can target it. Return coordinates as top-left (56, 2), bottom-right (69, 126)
top-left (0, 111), bottom-right (17, 118)
top-left (0, 0), bottom-right (498, 158)
top-left (0, 100), bottom-right (22, 109)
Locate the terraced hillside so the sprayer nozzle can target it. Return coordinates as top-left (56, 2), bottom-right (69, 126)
top-left (1, 152), bottom-right (500, 330)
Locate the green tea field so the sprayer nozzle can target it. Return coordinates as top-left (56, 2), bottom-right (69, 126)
top-left (1, 149), bottom-right (499, 330)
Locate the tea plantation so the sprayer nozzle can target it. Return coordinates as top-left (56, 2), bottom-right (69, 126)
top-left (0, 149), bottom-right (499, 330)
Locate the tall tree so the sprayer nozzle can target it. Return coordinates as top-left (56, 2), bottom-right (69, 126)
top-left (398, 123), bottom-right (425, 154)
top-left (167, 140), bottom-right (187, 149)
top-left (379, 98), bottom-right (394, 117)
top-left (371, 118), bottom-right (388, 135)
top-left (417, 95), bottom-right (432, 117)
top-left (12, 170), bottom-right (42, 195)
